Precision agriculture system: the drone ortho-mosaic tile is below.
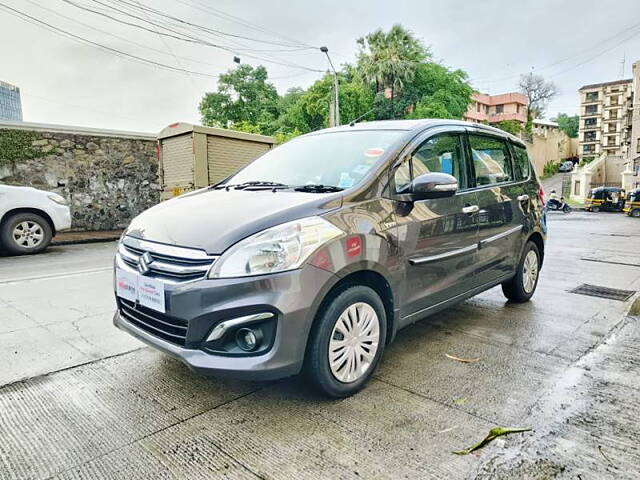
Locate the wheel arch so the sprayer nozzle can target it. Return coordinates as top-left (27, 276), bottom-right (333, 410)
top-left (304, 268), bottom-right (397, 366)
top-left (527, 231), bottom-right (545, 267)
top-left (1, 208), bottom-right (56, 236)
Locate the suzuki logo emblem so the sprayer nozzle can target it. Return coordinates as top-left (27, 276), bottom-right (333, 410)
top-left (138, 252), bottom-right (153, 275)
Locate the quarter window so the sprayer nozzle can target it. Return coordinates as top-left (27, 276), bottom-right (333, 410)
top-left (468, 134), bottom-right (513, 186)
top-left (511, 144), bottom-right (531, 180)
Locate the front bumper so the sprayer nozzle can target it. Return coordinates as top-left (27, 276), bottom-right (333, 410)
top-left (49, 204), bottom-right (72, 233)
top-left (113, 264), bottom-right (337, 381)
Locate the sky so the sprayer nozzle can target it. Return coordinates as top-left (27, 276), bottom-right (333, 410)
top-left (1, 0), bottom-right (640, 133)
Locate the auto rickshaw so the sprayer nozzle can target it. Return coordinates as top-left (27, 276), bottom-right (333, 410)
top-left (585, 187), bottom-right (626, 212)
top-left (624, 188), bottom-right (640, 217)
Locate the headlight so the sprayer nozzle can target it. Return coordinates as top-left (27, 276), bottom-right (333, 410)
top-left (48, 193), bottom-right (68, 205)
top-left (209, 216), bottom-right (343, 278)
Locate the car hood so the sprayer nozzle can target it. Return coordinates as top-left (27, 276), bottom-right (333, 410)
top-left (125, 188), bottom-right (343, 254)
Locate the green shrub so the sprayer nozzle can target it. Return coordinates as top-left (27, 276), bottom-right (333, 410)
top-left (542, 161), bottom-right (560, 178)
top-left (0, 129), bottom-right (38, 167)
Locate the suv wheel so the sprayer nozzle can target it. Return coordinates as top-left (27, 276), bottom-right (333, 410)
top-left (306, 286), bottom-right (386, 398)
top-left (501, 241), bottom-right (540, 303)
top-left (0, 212), bottom-right (52, 255)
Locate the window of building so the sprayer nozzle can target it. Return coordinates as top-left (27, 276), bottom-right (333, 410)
top-left (608, 123), bottom-right (617, 133)
top-left (607, 136), bottom-right (617, 146)
top-left (610, 109), bottom-right (618, 120)
top-left (585, 92), bottom-right (599, 102)
top-left (468, 134), bottom-right (512, 186)
top-left (584, 131), bottom-right (596, 142)
top-left (610, 95), bottom-right (619, 106)
top-left (476, 102), bottom-right (480, 113)
top-left (583, 144), bottom-right (595, 153)
top-left (516, 104), bottom-right (520, 114)
top-left (585, 104), bottom-right (598, 115)
top-left (495, 104), bottom-right (504, 114)
top-left (585, 118), bottom-right (597, 127)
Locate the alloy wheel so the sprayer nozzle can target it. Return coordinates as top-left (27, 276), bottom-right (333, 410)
top-left (522, 249), bottom-right (539, 294)
top-left (12, 221), bottom-right (44, 249)
top-left (328, 302), bottom-right (380, 383)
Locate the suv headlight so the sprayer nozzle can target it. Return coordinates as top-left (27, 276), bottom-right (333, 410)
top-left (48, 193), bottom-right (68, 205)
top-left (208, 216), bottom-right (343, 278)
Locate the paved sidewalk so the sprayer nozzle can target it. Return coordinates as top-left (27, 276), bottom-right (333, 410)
top-left (52, 230), bottom-right (122, 245)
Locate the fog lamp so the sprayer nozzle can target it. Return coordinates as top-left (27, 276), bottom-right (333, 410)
top-left (236, 328), bottom-right (263, 352)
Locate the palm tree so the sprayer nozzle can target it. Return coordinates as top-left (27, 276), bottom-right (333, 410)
top-left (357, 25), bottom-right (429, 103)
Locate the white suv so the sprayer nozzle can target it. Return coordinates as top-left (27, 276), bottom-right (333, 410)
top-left (0, 185), bottom-right (72, 255)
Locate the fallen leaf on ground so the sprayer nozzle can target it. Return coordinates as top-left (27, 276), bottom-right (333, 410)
top-left (454, 398), bottom-right (467, 405)
top-left (445, 353), bottom-right (480, 363)
top-left (453, 427), bottom-right (532, 455)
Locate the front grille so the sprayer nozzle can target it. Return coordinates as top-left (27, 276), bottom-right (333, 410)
top-left (568, 284), bottom-right (635, 302)
top-left (118, 298), bottom-right (187, 346)
top-left (118, 236), bottom-right (218, 282)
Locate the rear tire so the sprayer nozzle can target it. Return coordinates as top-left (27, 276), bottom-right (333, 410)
top-left (632, 209), bottom-right (640, 218)
top-left (502, 241), bottom-right (540, 303)
top-left (591, 206), bottom-right (600, 213)
top-left (305, 285), bottom-right (387, 398)
top-left (0, 212), bottom-right (52, 255)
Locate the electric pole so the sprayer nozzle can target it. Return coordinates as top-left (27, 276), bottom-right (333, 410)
top-left (320, 46), bottom-right (339, 127)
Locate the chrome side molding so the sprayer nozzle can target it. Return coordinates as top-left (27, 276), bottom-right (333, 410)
top-left (479, 225), bottom-right (523, 247)
top-left (409, 244), bottom-right (478, 265)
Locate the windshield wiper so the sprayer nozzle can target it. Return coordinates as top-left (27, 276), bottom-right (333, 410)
top-left (213, 181), bottom-right (289, 190)
top-left (294, 184), bottom-right (344, 193)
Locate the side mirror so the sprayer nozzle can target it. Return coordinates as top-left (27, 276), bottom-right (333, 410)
top-left (410, 172), bottom-right (458, 200)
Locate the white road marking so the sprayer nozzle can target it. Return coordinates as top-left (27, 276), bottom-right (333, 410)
top-left (0, 267), bottom-right (112, 285)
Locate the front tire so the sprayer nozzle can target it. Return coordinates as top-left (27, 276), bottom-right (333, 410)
top-left (632, 209), bottom-right (640, 218)
top-left (502, 241), bottom-right (541, 303)
top-left (306, 285), bottom-right (387, 398)
top-left (0, 212), bottom-right (52, 255)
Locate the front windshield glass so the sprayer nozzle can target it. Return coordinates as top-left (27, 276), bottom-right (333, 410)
top-left (228, 130), bottom-right (405, 189)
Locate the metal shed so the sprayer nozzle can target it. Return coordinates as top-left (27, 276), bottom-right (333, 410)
top-left (157, 122), bottom-right (276, 199)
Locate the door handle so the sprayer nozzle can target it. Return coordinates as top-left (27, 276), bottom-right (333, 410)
top-left (517, 194), bottom-right (529, 202)
top-left (462, 205), bottom-right (479, 214)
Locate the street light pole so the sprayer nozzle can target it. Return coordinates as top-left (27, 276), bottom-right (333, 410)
top-left (320, 46), bottom-right (339, 127)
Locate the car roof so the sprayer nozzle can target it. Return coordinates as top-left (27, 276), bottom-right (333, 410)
top-left (591, 186), bottom-right (624, 192)
top-left (307, 119), bottom-right (526, 146)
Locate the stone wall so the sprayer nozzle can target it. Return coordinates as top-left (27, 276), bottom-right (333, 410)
top-left (0, 123), bottom-right (159, 231)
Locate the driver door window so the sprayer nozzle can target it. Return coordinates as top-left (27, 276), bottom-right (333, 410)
top-left (393, 133), bottom-right (466, 192)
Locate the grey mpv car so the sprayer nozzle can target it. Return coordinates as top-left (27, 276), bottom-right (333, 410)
top-left (114, 119), bottom-right (546, 397)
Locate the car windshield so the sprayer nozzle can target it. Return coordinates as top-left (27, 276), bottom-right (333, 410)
top-left (227, 130), bottom-right (405, 189)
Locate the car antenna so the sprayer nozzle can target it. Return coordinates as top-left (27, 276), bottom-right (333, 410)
top-left (349, 108), bottom-right (376, 127)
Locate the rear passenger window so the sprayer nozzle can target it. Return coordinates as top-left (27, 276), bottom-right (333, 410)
top-left (468, 135), bottom-right (512, 186)
top-left (511, 144), bottom-right (531, 180)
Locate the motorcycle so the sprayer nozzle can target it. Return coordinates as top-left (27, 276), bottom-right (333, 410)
top-left (546, 199), bottom-right (571, 213)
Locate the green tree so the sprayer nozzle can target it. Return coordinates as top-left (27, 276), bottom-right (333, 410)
top-left (407, 63), bottom-right (473, 120)
top-left (552, 113), bottom-right (579, 138)
top-left (356, 24), bottom-right (429, 103)
top-left (277, 73), bottom-right (374, 133)
top-left (494, 120), bottom-right (523, 136)
top-left (199, 65), bottom-right (279, 133)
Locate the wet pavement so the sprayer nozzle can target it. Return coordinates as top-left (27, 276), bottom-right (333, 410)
top-left (1, 211), bottom-right (639, 479)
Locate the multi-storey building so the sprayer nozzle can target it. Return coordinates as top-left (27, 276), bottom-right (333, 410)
top-left (578, 78), bottom-right (633, 161)
top-left (463, 92), bottom-right (528, 126)
top-left (0, 80), bottom-right (23, 121)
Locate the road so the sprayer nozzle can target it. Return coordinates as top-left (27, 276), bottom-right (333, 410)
top-left (1, 212), bottom-right (640, 479)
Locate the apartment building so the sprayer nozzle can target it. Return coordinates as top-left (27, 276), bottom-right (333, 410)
top-left (0, 80), bottom-right (23, 121)
top-left (463, 92), bottom-right (528, 126)
top-left (578, 78), bottom-right (633, 161)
